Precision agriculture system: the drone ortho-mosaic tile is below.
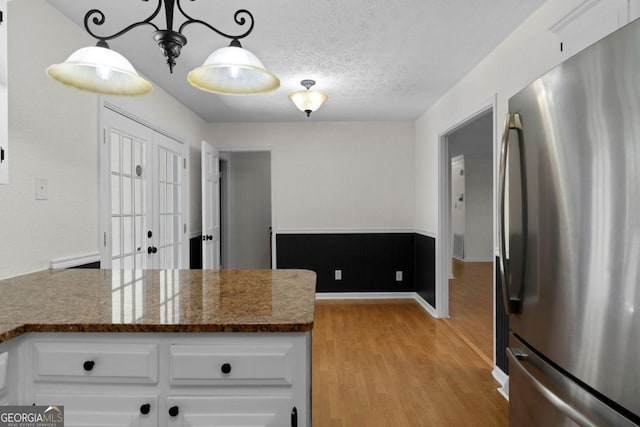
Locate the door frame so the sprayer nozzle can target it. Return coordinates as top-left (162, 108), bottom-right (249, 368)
top-left (215, 146), bottom-right (276, 269)
top-left (99, 100), bottom-right (189, 269)
top-left (436, 94), bottom-right (497, 354)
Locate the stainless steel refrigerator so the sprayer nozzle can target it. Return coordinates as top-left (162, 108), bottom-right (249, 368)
top-left (500, 17), bottom-right (640, 427)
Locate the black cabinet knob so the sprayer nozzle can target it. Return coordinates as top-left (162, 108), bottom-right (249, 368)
top-left (147, 246), bottom-right (158, 254)
top-left (221, 363), bottom-right (232, 374)
top-left (139, 403), bottom-right (151, 415)
top-left (168, 406), bottom-right (179, 417)
top-left (83, 360), bottom-right (95, 371)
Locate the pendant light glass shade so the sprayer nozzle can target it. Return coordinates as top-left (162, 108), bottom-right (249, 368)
top-left (289, 89), bottom-right (328, 115)
top-left (46, 46), bottom-right (153, 96)
top-left (187, 46), bottom-right (280, 95)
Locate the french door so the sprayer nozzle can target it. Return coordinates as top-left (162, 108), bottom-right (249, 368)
top-left (100, 106), bottom-right (187, 270)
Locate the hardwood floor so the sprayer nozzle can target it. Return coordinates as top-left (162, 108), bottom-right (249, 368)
top-left (312, 300), bottom-right (507, 426)
top-left (446, 259), bottom-right (494, 365)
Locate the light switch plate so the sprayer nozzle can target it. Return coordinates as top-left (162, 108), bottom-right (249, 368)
top-left (35, 177), bottom-right (48, 200)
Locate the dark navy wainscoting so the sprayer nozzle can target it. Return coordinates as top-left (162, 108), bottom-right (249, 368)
top-left (276, 233), bottom-right (436, 301)
top-left (495, 256), bottom-right (509, 374)
top-left (70, 261), bottom-right (100, 269)
top-left (415, 234), bottom-right (436, 307)
top-left (190, 235), bottom-right (203, 269)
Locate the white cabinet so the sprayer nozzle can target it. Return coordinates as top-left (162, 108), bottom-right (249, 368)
top-left (170, 343), bottom-right (294, 386)
top-left (17, 332), bottom-right (309, 427)
top-left (166, 396), bottom-right (292, 427)
top-left (34, 393), bottom-right (159, 427)
top-left (33, 342), bottom-right (158, 384)
top-left (0, 0), bottom-right (7, 184)
top-left (550, 0), bottom-right (640, 60)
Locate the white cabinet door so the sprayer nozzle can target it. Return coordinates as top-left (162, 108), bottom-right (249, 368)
top-left (0, 0), bottom-right (7, 184)
top-left (166, 396), bottom-right (293, 427)
top-left (35, 393), bottom-right (158, 427)
top-left (551, 0), bottom-right (632, 60)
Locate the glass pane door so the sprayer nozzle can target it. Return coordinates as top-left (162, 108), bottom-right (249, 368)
top-left (154, 134), bottom-right (184, 270)
top-left (101, 107), bottom-right (186, 270)
top-left (107, 114), bottom-right (151, 270)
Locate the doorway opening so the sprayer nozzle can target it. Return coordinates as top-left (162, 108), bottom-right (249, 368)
top-left (219, 151), bottom-right (272, 269)
top-left (437, 102), bottom-right (496, 367)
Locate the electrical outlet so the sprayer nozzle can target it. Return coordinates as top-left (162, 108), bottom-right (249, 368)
top-left (35, 177), bottom-right (48, 200)
top-left (334, 270), bottom-right (342, 281)
top-left (395, 271), bottom-right (403, 282)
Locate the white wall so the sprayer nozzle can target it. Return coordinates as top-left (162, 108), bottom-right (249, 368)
top-left (414, 0), bottom-right (580, 238)
top-left (464, 156), bottom-right (493, 261)
top-left (208, 122), bottom-right (415, 232)
top-left (0, 0), bottom-right (208, 279)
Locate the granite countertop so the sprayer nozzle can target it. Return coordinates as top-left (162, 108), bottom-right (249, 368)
top-left (0, 269), bottom-right (316, 343)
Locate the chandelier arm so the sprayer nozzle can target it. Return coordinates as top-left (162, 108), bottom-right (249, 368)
top-left (176, 4), bottom-right (255, 42)
top-left (83, 2), bottom-right (162, 42)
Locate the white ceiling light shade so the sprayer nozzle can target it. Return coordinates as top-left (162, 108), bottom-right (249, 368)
top-left (288, 80), bottom-right (328, 117)
top-left (46, 3), bottom-right (278, 97)
top-left (187, 43), bottom-right (280, 95)
top-left (46, 43), bottom-right (153, 96)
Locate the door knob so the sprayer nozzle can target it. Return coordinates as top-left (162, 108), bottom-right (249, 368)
top-left (207, 235), bottom-right (213, 241)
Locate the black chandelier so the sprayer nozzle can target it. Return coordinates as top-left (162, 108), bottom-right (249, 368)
top-left (47, 0), bottom-right (280, 96)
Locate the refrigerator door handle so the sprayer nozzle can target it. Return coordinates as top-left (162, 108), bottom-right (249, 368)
top-left (499, 112), bottom-right (526, 314)
top-left (507, 347), bottom-right (599, 427)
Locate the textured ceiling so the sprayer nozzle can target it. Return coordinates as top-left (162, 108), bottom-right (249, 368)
top-left (47, 0), bottom-right (546, 123)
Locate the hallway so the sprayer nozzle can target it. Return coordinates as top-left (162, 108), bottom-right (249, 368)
top-left (446, 259), bottom-right (494, 365)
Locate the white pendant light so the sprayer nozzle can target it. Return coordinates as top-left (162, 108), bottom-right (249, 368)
top-left (46, 42), bottom-right (152, 96)
top-left (289, 80), bottom-right (328, 117)
top-left (47, 5), bottom-right (278, 97)
top-left (187, 41), bottom-right (280, 95)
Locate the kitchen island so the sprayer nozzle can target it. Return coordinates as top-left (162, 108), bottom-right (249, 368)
top-left (0, 268), bottom-right (316, 427)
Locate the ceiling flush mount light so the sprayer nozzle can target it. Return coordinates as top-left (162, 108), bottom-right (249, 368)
top-left (288, 80), bottom-right (328, 117)
top-left (47, 1), bottom-right (280, 96)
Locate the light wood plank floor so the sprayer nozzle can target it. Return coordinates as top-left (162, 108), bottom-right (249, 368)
top-left (312, 300), bottom-right (507, 426)
top-left (447, 260), bottom-right (494, 365)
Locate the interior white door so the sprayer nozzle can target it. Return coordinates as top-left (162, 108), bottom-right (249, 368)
top-left (201, 140), bottom-right (220, 269)
top-left (101, 107), bottom-right (187, 270)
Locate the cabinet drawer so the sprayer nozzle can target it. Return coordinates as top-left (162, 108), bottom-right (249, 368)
top-left (170, 344), bottom-right (294, 386)
top-left (34, 342), bottom-right (158, 384)
top-left (36, 393), bottom-right (158, 427)
top-left (166, 396), bottom-right (292, 427)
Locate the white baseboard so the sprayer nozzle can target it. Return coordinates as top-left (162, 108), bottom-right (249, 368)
top-left (412, 293), bottom-right (438, 317)
top-left (316, 292), bottom-right (439, 319)
top-left (50, 253), bottom-right (100, 269)
top-left (492, 366), bottom-right (509, 401)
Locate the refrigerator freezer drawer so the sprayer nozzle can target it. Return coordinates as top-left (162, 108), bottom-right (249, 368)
top-left (508, 335), bottom-right (638, 427)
